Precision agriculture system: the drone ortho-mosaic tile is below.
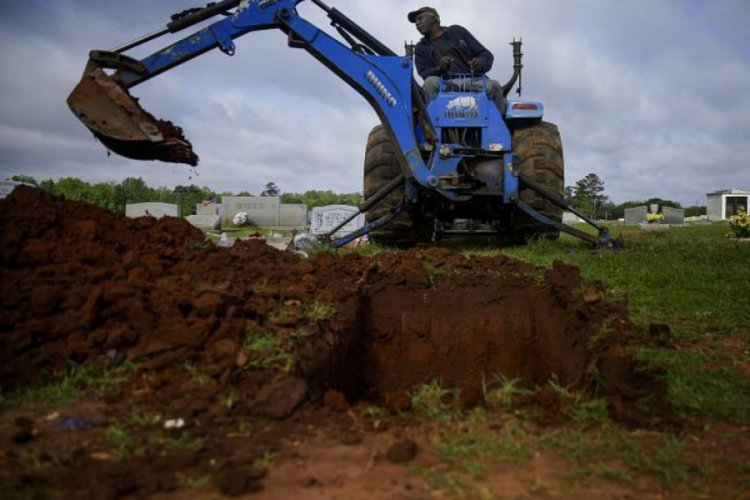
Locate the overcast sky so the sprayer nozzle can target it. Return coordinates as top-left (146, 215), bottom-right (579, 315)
top-left (1, 0), bottom-right (748, 205)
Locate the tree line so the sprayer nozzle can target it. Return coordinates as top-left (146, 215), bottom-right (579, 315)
top-left (564, 173), bottom-right (706, 220)
top-left (8, 175), bottom-right (363, 216)
top-left (9, 173), bottom-right (705, 220)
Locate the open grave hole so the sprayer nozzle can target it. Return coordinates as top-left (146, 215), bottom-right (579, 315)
top-left (299, 253), bottom-right (669, 423)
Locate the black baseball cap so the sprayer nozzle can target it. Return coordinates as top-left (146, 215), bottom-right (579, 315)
top-left (408, 7), bottom-right (439, 23)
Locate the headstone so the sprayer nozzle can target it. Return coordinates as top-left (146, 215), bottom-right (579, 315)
top-left (310, 205), bottom-right (365, 237)
top-left (661, 206), bottom-right (685, 225)
top-left (186, 214), bottom-right (221, 230)
top-left (562, 211), bottom-right (584, 224)
top-left (126, 202), bottom-right (180, 219)
top-left (221, 196), bottom-right (280, 227)
top-left (196, 202), bottom-right (220, 216)
top-left (638, 223), bottom-right (671, 232)
top-left (280, 204), bottom-right (308, 229)
top-left (624, 206), bottom-right (648, 225)
top-left (265, 233), bottom-right (291, 251)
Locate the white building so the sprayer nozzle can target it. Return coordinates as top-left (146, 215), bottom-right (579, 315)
top-left (706, 189), bottom-right (750, 221)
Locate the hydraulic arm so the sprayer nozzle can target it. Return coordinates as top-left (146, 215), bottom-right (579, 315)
top-left (68, 0), bottom-right (448, 194)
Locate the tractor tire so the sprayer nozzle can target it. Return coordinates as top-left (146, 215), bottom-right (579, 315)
top-left (363, 125), bottom-right (417, 247)
top-left (512, 121), bottom-right (565, 239)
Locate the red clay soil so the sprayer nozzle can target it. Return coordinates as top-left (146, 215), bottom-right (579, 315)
top-left (0, 187), bottom-right (672, 497)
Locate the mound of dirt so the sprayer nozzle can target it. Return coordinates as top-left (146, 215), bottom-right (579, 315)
top-left (1, 187), bottom-right (666, 423)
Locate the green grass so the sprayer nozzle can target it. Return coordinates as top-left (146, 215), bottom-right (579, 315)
top-left (540, 425), bottom-right (696, 488)
top-left (253, 451), bottom-right (277, 469)
top-left (103, 410), bottom-right (202, 461)
top-left (490, 223), bottom-right (750, 424)
top-left (411, 467), bottom-right (467, 497)
top-left (410, 381), bottom-right (459, 421)
top-left (183, 361), bottom-right (212, 385)
top-left (634, 346), bottom-right (750, 423)
top-left (303, 301), bottom-right (336, 323)
top-left (0, 362), bottom-right (137, 411)
top-left (358, 404), bottom-right (385, 419)
top-left (546, 379), bottom-right (610, 425)
top-left (436, 418), bottom-right (532, 470)
top-left (495, 223), bottom-right (750, 335)
top-left (176, 474), bottom-right (212, 489)
top-left (484, 376), bottom-right (533, 409)
top-left (243, 330), bottom-right (295, 371)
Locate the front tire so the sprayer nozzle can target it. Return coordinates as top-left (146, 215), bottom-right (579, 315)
top-left (363, 125), bottom-right (418, 247)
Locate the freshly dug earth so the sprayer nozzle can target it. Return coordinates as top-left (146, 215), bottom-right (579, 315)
top-left (0, 187), bottom-right (669, 497)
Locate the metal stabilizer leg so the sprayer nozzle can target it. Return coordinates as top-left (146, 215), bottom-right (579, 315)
top-left (321, 173), bottom-right (406, 244)
top-left (330, 202), bottom-right (405, 249)
top-left (517, 174), bottom-right (624, 249)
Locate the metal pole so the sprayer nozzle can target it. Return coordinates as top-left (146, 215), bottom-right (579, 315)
top-left (113, 28), bottom-right (171, 53)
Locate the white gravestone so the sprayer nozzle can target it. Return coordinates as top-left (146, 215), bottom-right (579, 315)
top-left (221, 196), bottom-right (280, 227)
top-left (280, 204), bottom-right (308, 229)
top-left (196, 202), bottom-right (220, 216)
top-left (662, 206), bottom-right (685, 225)
top-left (186, 215), bottom-right (221, 230)
top-left (126, 203), bottom-right (180, 219)
top-left (624, 206), bottom-right (648, 225)
top-left (310, 205), bottom-right (365, 237)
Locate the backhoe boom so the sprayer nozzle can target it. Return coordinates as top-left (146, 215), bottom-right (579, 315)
top-left (68, 0), bottom-right (448, 194)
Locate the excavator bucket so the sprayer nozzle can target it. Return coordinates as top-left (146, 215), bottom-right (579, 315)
top-left (67, 68), bottom-right (198, 166)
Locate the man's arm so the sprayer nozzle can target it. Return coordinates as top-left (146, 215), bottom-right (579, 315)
top-left (450, 25), bottom-right (494, 73)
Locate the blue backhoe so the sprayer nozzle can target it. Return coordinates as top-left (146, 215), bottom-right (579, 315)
top-left (67, 0), bottom-right (619, 248)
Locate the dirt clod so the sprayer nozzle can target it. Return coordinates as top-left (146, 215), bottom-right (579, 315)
top-left (386, 439), bottom-right (418, 464)
top-left (323, 389), bottom-right (349, 412)
top-left (384, 391), bottom-right (412, 414)
top-left (251, 376), bottom-right (309, 420)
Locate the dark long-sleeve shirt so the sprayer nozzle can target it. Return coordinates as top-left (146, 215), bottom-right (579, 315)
top-left (414, 25), bottom-right (494, 80)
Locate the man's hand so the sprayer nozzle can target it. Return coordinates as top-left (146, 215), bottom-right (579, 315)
top-left (439, 56), bottom-right (454, 73)
top-left (469, 58), bottom-right (483, 73)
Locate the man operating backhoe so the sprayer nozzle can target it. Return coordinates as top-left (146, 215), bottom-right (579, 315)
top-left (408, 6), bottom-right (506, 114)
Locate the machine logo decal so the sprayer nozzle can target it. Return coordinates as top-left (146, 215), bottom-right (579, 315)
top-left (445, 96), bottom-right (479, 118)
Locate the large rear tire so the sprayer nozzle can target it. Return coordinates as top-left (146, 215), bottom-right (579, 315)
top-left (363, 125), bottom-right (418, 246)
top-left (512, 121), bottom-right (565, 239)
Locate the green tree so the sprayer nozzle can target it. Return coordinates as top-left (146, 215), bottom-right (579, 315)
top-left (50, 177), bottom-right (94, 201)
top-left (685, 205), bottom-right (706, 217)
top-left (643, 197), bottom-right (682, 209)
top-left (119, 177), bottom-right (151, 204)
top-left (174, 185), bottom-right (217, 216)
top-left (89, 182), bottom-right (119, 211)
top-left (260, 182), bottom-right (280, 197)
top-left (563, 186), bottom-right (575, 205)
top-left (571, 173), bottom-right (608, 219)
top-left (281, 190), bottom-right (363, 209)
top-left (10, 174), bottom-right (38, 185)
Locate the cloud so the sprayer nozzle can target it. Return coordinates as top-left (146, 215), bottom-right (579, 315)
top-left (1, 0), bottom-right (749, 205)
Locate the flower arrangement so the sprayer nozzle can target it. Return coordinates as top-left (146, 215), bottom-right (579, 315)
top-left (646, 212), bottom-right (665, 224)
top-left (728, 208), bottom-right (750, 239)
